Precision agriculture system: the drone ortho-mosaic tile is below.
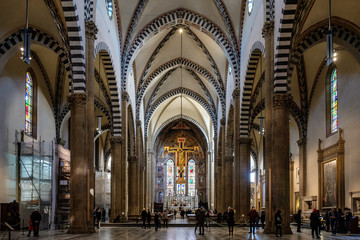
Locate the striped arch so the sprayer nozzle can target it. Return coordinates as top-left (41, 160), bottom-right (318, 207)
top-left (0, 28), bottom-right (72, 83)
top-left (144, 87), bottom-right (216, 135)
top-left (94, 98), bottom-right (112, 125)
top-left (60, 0), bottom-right (86, 93)
top-left (273, 0), bottom-right (299, 93)
top-left (94, 42), bottom-right (121, 136)
top-left (287, 22), bottom-right (360, 90)
top-left (84, 0), bottom-right (95, 21)
top-left (122, 9), bottom-right (238, 91)
top-left (137, 58), bottom-right (224, 113)
top-left (265, 0), bottom-right (275, 22)
top-left (152, 114), bottom-right (209, 145)
top-left (240, 44), bottom-right (264, 137)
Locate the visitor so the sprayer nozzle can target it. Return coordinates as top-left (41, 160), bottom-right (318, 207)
top-left (196, 207), bottom-right (205, 235)
top-left (96, 208), bottom-right (102, 229)
top-left (324, 210), bottom-right (330, 232)
top-left (30, 209), bottom-right (41, 237)
top-left (338, 208), bottom-right (346, 234)
top-left (223, 210), bottom-right (228, 222)
top-left (114, 214), bottom-right (120, 223)
top-left (217, 212), bottom-right (223, 223)
top-left (260, 211), bottom-right (265, 229)
top-left (180, 209), bottom-right (185, 219)
top-left (147, 211), bottom-right (151, 228)
top-left (27, 216), bottom-right (33, 237)
top-left (162, 209), bottom-right (169, 228)
top-left (294, 209), bottom-right (301, 232)
top-left (108, 208), bottom-right (111, 221)
top-left (141, 208), bottom-right (147, 228)
top-left (248, 206), bottom-right (258, 234)
top-left (227, 207), bottom-right (235, 236)
top-left (274, 210), bottom-right (282, 238)
top-left (310, 208), bottom-right (320, 238)
top-left (345, 207), bottom-right (352, 235)
top-left (174, 209), bottom-right (177, 220)
top-left (154, 211), bottom-right (161, 231)
top-left (317, 209), bottom-right (322, 236)
top-left (329, 208), bottom-right (338, 235)
top-left (101, 208), bottom-right (106, 222)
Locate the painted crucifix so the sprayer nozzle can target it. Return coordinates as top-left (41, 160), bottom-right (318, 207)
top-left (164, 137), bottom-right (199, 184)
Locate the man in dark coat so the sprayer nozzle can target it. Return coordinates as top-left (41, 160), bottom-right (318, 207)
top-left (30, 209), bottom-right (41, 237)
top-left (248, 206), bottom-right (258, 233)
top-left (141, 208), bottom-right (147, 228)
top-left (329, 208), bottom-right (338, 236)
top-left (310, 208), bottom-right (320, 238)
top-left (294, 209), bottom-right (302, 232)
top-left (196, 208), bottom-right (206, 235)
top-left (146, 211), bottom-right (152, 228)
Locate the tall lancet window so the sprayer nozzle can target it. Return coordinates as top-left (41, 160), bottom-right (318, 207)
top-left (25, 71), bottom-right (33, 136)
top-left (188, 159), bottom-right (196, 196)
top-left (330, 68), bottom-right (338, 134)
top-left (167, 159), bottom-right (174, 196)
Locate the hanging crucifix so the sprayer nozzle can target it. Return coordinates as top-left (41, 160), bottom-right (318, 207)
top-left (164, 137), bottom-right (199, 184)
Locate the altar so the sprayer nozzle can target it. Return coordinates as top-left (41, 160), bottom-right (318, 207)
top-left (165, 195), bottom-right (198, 210)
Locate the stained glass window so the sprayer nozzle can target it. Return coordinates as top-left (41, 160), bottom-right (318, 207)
top-left (25, 72), bottom-right (33, 136)
top-left (330, 68), bottom-right (338, 133)
top-left (188, 159), bottom-right (196, 196)
top-left (167, 159), bottom-right (174, 196)
top-left (177, 183), bottom-right (185, 196)
top-left (105, 0), bottom-right (113, 18)
top-left (248, 0), bottom-right (254, 14)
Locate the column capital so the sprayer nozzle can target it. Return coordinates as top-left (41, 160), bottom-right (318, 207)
top-left (220, 118), bottom-right (226, 126)
top-left (85, 21), bottom-right (98, 39)
top-left (121, 91), bottom-right (129, 102)
top-left (262, 21), bottom-right (274, 38)
top-left (136, 120), bottom-right (142, 127)
top-left (273, 94), bottom-right (291, 110)
top-left (111, 136), bottom-right (123, 145)
top-left (232, 89), bottom-right (240, 99)
top-left (238, 137), bottom-right (252, 145)
top-left (224, 156), bottom-right (234, 162)
top-left (68, 93), bottom-right (86, 108)
top-left (297, 137), bottom-right (307, 146)
top-left (128, 155), bottom-right (138, 162)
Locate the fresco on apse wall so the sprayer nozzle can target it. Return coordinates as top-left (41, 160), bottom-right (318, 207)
top-left (198, 161), bottom-right (206, 174)
top-left (157, 178), bottom-right (164, 189)
top-left (157, 165), bottom-right (164, 174)
top-left (198, 175), bottom-right (205, 188)
top-left (323, 159), bottom-right (337, 208)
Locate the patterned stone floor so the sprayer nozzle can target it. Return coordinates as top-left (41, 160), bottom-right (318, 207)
top-left (4, 226), bottom-right (360, 240)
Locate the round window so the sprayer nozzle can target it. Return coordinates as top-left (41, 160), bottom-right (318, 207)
top-left (106, 0), bottom-right (113, 19)
top-left (248, 0), bottom-right (253, 15)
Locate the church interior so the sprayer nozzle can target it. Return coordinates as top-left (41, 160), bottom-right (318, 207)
top-left (1, 0), bottom-right (360, 237)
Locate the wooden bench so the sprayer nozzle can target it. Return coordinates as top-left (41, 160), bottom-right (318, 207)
top-left (127, 215), bottom-right (141, 223)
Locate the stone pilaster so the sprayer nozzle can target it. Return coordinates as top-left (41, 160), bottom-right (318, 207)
top-left (262, 21), bottom-right (275, 234)
top-left (224, 155), bottom-right (233, 209)
top-left (128, 155), bottom-right (138, 215)
top-left (271, 94), bottom-right (292, 234)
top-left (220, 118), bottom-right (226, 212)
top-left (110, 136), bottom-right (123, 222)
top-left (232, 89), bottom-right (241, 220)
top-left (136, 120), bottom-right (144, 209)
top-left (67, 93), bottom-right (88, 233)
top-left (85, 20), bottom-right (97, 233)
top-left (121, 92), bottom-right (129, 221)
top-left (297, 138), bottom-right (307, 211)
top-left (238, 137), bottom-right (252, 222)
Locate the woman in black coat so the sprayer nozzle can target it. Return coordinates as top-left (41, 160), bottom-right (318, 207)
top-left (310, 208), bottom-right (320, 238)
top-left (227, 208), bottom-right (235, 236)
top-left (274, 210), bottom-right (282, 237)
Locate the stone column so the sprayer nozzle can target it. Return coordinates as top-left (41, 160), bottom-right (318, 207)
top-left (85, 20), bottom-right (97, 233)
top-left (224, 155), bottom-right (233, 209)
top-left (110, 136), bottom-right (122, 222)
top-left (262, 21), bottom-right (275, 233)
top-left (67, 93), bottom-right (88, 233)
top-left (232, 89), bottom-right (240, 220)
top-left (136, 120), bottom-right (144, 209)
top-left (238, 137), bottom-right (252, 222)
top-left (290, 159), bottom-right (294, 213)
top-left (297, 138), bottom-right (306, 211)
top-left (121, 92), bottom-right (129, 221)
top-left (128, 155), bottom-right (138, 215)
top-left (271, 94), bottom-right (292, 234)
top-left (220, 119), bottom-right (226, 212)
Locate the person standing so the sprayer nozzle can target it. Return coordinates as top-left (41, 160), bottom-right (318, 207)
top-left (248, 206), bottom-right (258, 234)
top-left (338, 208), bottom-right (346, 234)
top-left (295, 209), bottom-right (302, 232)
top-left (345, 207), bottom-right (353, 235)
top-left (180, 209), bottom-right (185, 219)
top-left (274, 210), bottom-right (282, 238)
top-left (260, 211), bottom-right (265, 229)
top-left (174, 209), bottom-right (177, 220)
top-left (154, 211), bottom-right (161, 231)
top-left (329, 208), bottom-right (338, 236)
top-left (162, 210), bottom-right (169, 228)
top-left (101, 208), bottom-right (106, 222)
top-left (324, 210), bottom-right (330, 232)
top-left (146, 211), bottom-right (152, 228)
top-left (96, 208), bottom-right (102, 229)
top-left (196, 208), bottom-right (205, 235)
top-left (141, 208), bottom-right (147, 228)
top-left (310, 208), bottom-right (320, 238)
top-left (27, 216), bottom-right (33, 237)
top-left (317, 210), bottom-right (322, 236)
top-left (227, 208), bottom-right (235, 236)
top-left (30, 209), bottom-right (41, 237)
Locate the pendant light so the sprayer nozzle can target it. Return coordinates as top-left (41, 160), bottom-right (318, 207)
top-left (258, 56), bottom-right (265, 136)
top-left (21, 0), bottom-right (31, 64)
top-left (96, 56), bottom-right (103, 134)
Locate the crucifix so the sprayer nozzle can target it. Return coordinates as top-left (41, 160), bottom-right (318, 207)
top-left (164, 137), bottom-right (199, 184)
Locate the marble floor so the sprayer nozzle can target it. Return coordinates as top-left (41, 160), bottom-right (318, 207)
top-left (3, 226), bottom-right (360, 240)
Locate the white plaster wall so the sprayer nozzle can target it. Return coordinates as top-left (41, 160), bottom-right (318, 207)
top-left (0, 51), bottom-right (56, 203)
top-left (305, 50), bottom-right (360, 208)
